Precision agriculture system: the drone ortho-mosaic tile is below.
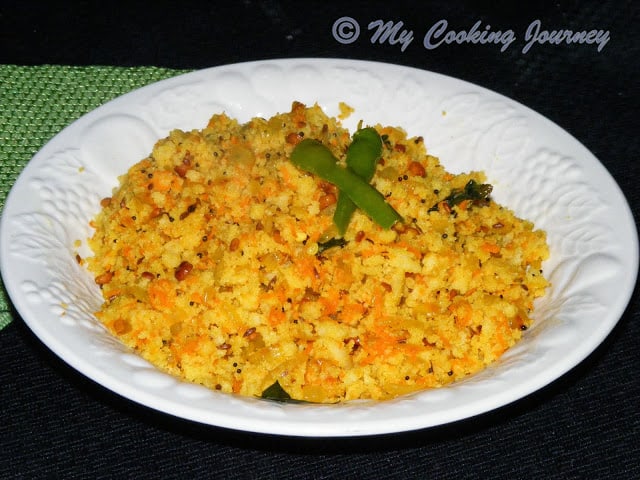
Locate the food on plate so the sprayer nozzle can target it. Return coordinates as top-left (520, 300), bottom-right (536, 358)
top-left (86, 101), bottom-right (549, 403)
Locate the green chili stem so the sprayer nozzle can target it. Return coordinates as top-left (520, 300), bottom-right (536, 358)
top-left (333, 127), bottom-right (382, 235)
top-left (291, 139), bottom-right (402, 230)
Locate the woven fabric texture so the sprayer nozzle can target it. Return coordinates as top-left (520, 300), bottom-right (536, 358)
top-left (0, 65), bottom-right (188, 329)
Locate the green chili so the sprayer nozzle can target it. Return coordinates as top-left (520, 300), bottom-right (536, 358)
top-left (290, 139), bottom-right (402, 230)
top-left (333, 127), bottom-right (382, 235)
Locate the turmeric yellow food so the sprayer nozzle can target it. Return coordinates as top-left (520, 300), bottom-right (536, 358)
top-left (87, 101), bottom-right (549, 402)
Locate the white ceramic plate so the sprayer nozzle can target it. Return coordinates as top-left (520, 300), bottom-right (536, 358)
top-left (1, 59), bottom-right (637, 437)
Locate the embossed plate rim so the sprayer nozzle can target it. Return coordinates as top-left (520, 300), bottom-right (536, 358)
top-left (1, 58), bottom-right (638, 437)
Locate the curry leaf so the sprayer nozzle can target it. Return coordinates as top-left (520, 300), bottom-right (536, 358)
top-left (429, 179), bottom-right (493, 212)
top-left (316, 237), bottom-right (348, 255)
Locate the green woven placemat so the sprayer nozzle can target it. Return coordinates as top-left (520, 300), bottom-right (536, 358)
top-left (0, 64), bottom-right (189, 330)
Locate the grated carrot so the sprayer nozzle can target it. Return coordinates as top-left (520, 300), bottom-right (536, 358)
top-left (481, 242), bottom-right (501, 254)
top-left (148, 279), bottom-right (175, 310)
